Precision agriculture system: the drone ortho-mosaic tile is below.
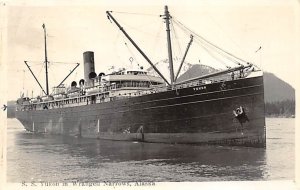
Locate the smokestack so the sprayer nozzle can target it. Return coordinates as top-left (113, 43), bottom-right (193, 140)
top-left (83, 51), bottom-right (95, 86)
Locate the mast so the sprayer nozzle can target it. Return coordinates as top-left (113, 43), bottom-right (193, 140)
top-left (24, 25), bottom-right (79, 97)
top-left (42, 23), bottom-right (49, 95)
top-left (162, 6), bottom-right (175, 87)
top-left (106, 11), bottom-right (171, 86)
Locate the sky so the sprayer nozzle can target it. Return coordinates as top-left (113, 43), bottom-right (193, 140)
top-left (1, 0), bottom-right (299, 100)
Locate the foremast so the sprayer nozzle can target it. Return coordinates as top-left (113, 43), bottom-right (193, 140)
top-left (42, 23), bottom-right (49, 95)
top-left (106, 6), bottom-right (177, 87)
top-left (162, 6), bottom-right (175, 87)
top-left (23, 24), bottom-right (80, 97)
top-left (106, 6), bottom-right (254, 89)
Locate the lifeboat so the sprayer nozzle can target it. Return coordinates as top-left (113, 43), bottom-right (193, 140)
top-left (53, 93), bottom-right (67, 100)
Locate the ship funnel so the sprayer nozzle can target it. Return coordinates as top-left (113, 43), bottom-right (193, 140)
top-left (83, 51), bottom-right (95, 86)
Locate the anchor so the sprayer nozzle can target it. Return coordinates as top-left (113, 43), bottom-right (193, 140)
top-left (233, 106), bottom-right (249, 135)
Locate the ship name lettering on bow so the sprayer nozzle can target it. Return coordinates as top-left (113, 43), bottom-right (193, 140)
top-left (193, 86), bottom-right (206, 91)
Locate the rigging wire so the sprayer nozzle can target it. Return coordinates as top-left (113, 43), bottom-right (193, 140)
top-left (35, 63), bottom-right (44, 83)
top-left (47, 64), bottom-right (57, 87)
top-left (117, 26), bottom-right (142, 68)
top-left (24, 61), bottom-right (43, 67)
top-left (173, 19), bottom-right (234, 64)
top-left (112, 30), bottom-right (124, 70)
top-left (194, 37), bottom-right (241, 65)
top-left (173, 19), bottom-right (241, 66)
top-left (48, 61), bottom-right (79, 65)
top-left (25, 60), bottom-right (43, 64)
top-left (120, 21), bottom-right (165, 38)
top-left (176, 21), bottom-right (245, 66)
top-left (111, 11), bottom-right (159, 17)
top-left (172, 17), bottom-right (249, 65)
top-left (25, 61), bottom-right (78, 70)
top-left (170, 18), bottom-right (185, 76)
top-left (193, 37), bottom-right (240, 66)
top-left (151, 19), bottom-right (164, 59)
top-left (123, 39), bottom-right (142, 68)
top-left (195, 40), bottom-right (231, 69)
top-left (25, 59), bottom-right (77, 94)
top-left (206, 13), bottom-right (250, 60)
top-left (110, 9), bottom-right (246, 77)
top-left (110, 12), bottom-right (164, 39)
top-left (111, 22), bottom-right (140, 69)
top-left (112, 13), bottom-right (166, 71)
top-left (170, 19), bottom-right (182, 58)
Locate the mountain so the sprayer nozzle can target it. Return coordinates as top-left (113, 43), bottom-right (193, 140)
top-left (176, 64), bottom-right (219, 82)
top-left (263, 72), bottom-right (295, 102)
top-left (147, 59), bottom-right (194, 83)
top-left (177, 65), bottom-right (295, 103)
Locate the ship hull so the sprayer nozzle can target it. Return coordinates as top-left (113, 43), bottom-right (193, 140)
top-left (16, 76), bottom-right (266, 147)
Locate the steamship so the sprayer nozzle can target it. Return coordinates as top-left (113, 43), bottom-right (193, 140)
top-left (15, 6), bottom-right (266, 147)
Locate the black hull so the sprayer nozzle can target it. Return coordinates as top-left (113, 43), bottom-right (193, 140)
top-left (16, 76), bottom-right (266, 147)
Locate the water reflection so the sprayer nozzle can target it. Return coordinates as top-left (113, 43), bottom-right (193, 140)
top-left (7, 118), bottom-right (294, 182)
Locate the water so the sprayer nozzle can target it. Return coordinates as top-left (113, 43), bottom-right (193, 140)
top-left (7, 118), bottom-right (294, 182)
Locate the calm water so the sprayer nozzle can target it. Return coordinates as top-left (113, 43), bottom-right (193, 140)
top-left (7, 118), bottom-right (294, 182)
